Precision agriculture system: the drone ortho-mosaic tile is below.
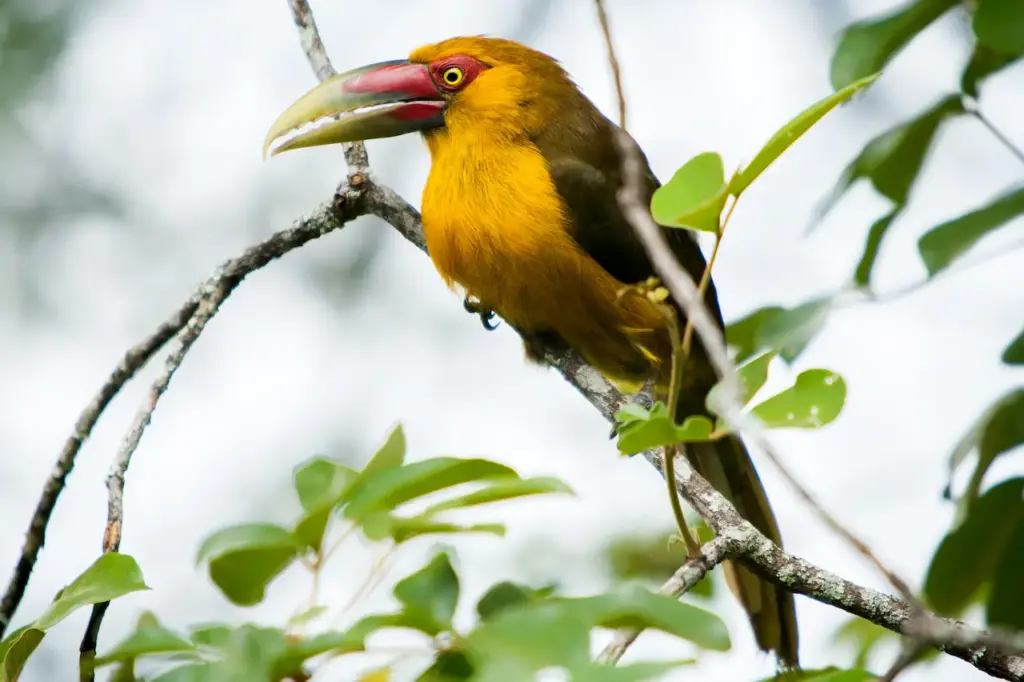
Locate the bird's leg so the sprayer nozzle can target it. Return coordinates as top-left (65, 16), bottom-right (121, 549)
top-left (463, 295), bottom-right (499, 331)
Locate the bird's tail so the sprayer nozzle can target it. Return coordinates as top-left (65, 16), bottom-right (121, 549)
top-left (685, 435), bottom-right (800, 669)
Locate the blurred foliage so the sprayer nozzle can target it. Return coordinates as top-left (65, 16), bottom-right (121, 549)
top-left (0, 0), bottom-right (129, 319)
top-left (0, 0), bottom-right (76, 107)
top-left (603, 522), bottom-right (716, 600)
top-left (2, 427), bottom-right (738, 681)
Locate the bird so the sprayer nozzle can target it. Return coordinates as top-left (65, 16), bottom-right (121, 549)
top-left (263, 35), bottom-right (799, 669)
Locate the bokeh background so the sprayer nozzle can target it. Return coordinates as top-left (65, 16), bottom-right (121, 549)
top-left (1, 0), bottom-right (1022, 680)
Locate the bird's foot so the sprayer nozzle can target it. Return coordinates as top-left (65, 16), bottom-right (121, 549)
top-left (463, 296), bottom-right (499, 331)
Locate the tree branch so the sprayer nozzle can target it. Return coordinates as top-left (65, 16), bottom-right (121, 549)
top-left (659, 446), bottom-right (1024, 680)
top-left (593, 0), bottom-right (627, 130)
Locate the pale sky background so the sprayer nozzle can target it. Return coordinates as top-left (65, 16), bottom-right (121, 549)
top-left (1, 0), bottom-right (1023, 680)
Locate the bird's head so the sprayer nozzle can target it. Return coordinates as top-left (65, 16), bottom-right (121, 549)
top-left (263, 36), bottom-right (582, 158)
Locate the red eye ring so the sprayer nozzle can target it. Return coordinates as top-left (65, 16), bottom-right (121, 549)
top-left (430, 55), bottom-right (486, 91)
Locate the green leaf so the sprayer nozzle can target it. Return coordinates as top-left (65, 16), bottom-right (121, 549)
top-left (924, 477), bottom-right (1024, 615)
top-left (292, 456), bottom-right (359, 551)
top-left (392, 552), bottom-right (460, 636)
top-left (760, 669), bottom-right (877, 682)
top-left (150, 663), bottom-right (220, 682)
top-left (854, 209), bottom-right (900, 287)
top-left (293, 507), bottom-right (332, 554)
top-left (1003, 325), bottom-right (1024, 365)
top-left (707, 351), bottom-right (776, 413)
top-left (615, 402), bottom-right (714, 456)
top-left (421, 477), bottom-right (574, 515)
top-left (650, 152), bottom-right (728, 233)
top-left (813, 95), bottom-right (965, 223)
top-left (750, 369), bottom-right (847, 429)
top-left (361, 513), bottom-right (506, 543)
top-left (731, 74), bottom-right (879, 196)
top-left (829, 0), bottom-right (957, 90)
top-left (195, 523), bottom-right (302, 606)
top-left (417, 650), bottom-right (474, 681)
top-left (569, 660), bottom-right (697, 682)
top-left (285, 607), bottom-right (325, 630)
top-left (96, 612), bottom-right (194, 665)
top-left (475, 582), bottom-right (556, 622)
top-left (466, 603), bottom-right (590, 676)
top-left (188, 625), bottom-right (287, 682)
top-left (756, 298), bottom-right (834, 363)
top-left (271, 622), bottom-right (400, 676)
top-left (2, 560), bottom-right (149, 682)
top-left (0, 626), bottom-right (44, 682)
top-left (946, 389), bottom-right (1024, 482)
top-left (962, 44), bottom-right (1020, 98)
top-left (363, 424), bottom-right (407, 476)
top-left (465, 584), bottom-right (729, 675)
top-left (572, 584), bottom-right (730, 651)
top-left (189, 624), bottom-right (231, 649)
top-left (725, 306), bottom-right (784, 363)
top-left (110, 659), bottom-right (138, 682)
top-left (959, 389), bottom-right (1024, 515)
top-left (987, 508), bottom-right (1024, 629)
top-left (35, 554), bottom-right (149, 630)
top-left (293, 456), bottom-right (358, 512)
top-left (918, 186), bottom-right (1024, 277)
top-left (974, 0), bottom-right (1024, 57)
top-left (343, 458), bottom-right (518, 521)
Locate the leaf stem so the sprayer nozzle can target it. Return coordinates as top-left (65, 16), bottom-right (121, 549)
top-left (657, 304), bottom-right (701, 558)
top-left (681, 195), bottom-right (737, 356)
top-left (971, 109), bottom-right (1024, 168)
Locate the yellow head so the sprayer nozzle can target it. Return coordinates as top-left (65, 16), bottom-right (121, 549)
top-left (263, 36), bottom-right (586, 157)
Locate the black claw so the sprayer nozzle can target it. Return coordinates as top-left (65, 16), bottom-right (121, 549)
top-left (463, 296), bottom-right (500, 331)
top-left (480, 310), bottom-right (499, 330)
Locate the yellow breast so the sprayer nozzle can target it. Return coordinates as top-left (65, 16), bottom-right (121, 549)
top-left (419, 130), bottom-right (669, 385)
top-left (420, 132), bottom-right (572, 327)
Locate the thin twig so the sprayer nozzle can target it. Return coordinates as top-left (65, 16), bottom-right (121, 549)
top-left (597, 536), bottom-right (732, 664)
top-left (0, 310), bottom-right (190, 638)
top-left (593, 0), bottom-right (627, 130)
top-left (681, 196), bottom-right (736, 356)
top-left (289, 0), bottom-right (334, 82)
top-left (655, 303), bottom-right (700, 557)
top-left (879, 639), bottom-right (930, 682)
top-left (867, 233), bottom-right (1024, 305)
top-left (970, 108), bottom-right (1024, 168)
top-left (333, 544), bottom-right (399, 626)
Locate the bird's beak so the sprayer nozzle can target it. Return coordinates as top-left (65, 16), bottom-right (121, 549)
top-left (263, 59), bottom-right (446, 159)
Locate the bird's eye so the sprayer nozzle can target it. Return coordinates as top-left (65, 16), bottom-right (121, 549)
top-left (441, 66), bottom-right (465, 87)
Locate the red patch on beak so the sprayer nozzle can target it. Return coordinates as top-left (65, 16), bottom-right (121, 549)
top-left (341, 61), bottom-right (442, 101)
top-left (389, 101), bottom-right (446, 122)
